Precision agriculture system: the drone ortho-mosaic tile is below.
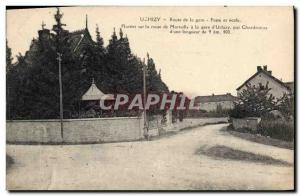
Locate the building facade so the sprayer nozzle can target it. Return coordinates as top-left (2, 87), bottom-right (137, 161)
top-left (236, 65), bottom-right (293, 99)
top-left (194, 93), bottom-right (237, 112)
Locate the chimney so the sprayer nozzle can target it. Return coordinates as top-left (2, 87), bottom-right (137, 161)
top-left (268, 71), bottom-right (272, 75)
top-left (263, 65), bottom-right (267, 71)
top-left (257, 66), bottom-right (262, 71)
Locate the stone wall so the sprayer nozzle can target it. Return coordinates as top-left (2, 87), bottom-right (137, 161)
top-left (171, 117), bottom-right (228, 131)
top-left (7, 116), bottom-right (228, 144)
top-left (7, 117), bottom-right (143, 144)
top-left (232, 117), bottom-right (261, 131)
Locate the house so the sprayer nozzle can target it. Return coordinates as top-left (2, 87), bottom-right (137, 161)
top-left (236, 65), bottom-right (293, 99)
top-left (194, 93), bottom-right (237, 112)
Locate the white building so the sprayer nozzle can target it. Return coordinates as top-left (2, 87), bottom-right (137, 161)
top-left (236, 65), bottom-right (293, 99)
top-left (194, 93), bottom-right (237, 112)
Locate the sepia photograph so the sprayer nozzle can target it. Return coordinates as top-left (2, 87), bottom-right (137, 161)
top-left (5, 6), bottom-right (295, 191)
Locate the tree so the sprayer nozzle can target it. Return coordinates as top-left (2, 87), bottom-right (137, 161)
top-left (95, 24), bottom-right (104, 52)
top-left (7, 8), bottom-right (83, 119)
top-left (230, 82), bottom-right (277, 118)
top-left (6, 40), bottom-right (13, 73)
top-left (106, 28), bottom-right (142, 93)
top-left (6, 53), bottom-right (27, 119)
top-left (7, 8), bottom-right (170, 119)
top-left (277, 93), bottom-right (294, 120)
top-left (146, 53), bottom-right (169, 93)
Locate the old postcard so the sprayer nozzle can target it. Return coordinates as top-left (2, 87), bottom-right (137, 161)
top-left (6, 6), bottom-right (294, 190)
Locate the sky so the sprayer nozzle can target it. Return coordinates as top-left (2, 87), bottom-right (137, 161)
top-left (6, 6), bottom-right (294, 97)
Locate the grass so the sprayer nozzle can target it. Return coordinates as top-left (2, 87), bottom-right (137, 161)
top-left (258, 119), bottom-right (294, 142)
top-left (227, 118), bottom-right (294, 147)
top-left (223, 125), bottom-right (294, 150)
top-left (196, 145), bottom-right (292, 166)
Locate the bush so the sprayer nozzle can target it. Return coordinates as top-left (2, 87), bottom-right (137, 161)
top-left (229, 83), bottom-right (277, 119)
top-left (258, 119), bottom-right (294, 141)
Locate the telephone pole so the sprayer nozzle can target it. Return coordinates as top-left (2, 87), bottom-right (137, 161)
top-left (143, 58), bottom-right (148, 139)
top-left (53, 8), bottom-right (65, 140)
top-left (57, 53), bottom-right (64, 139)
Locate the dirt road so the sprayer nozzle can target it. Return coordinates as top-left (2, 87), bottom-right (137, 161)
top-left (6, 124), bottom-right (294, 190)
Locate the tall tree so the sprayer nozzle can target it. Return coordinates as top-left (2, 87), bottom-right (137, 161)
top-left (9, 8), bottom-right (82, 119)
top-left (7, 8), bottom-right (170, 119)
top-left (6, 40), bottom-right (13, 73)
top-left (6, 53), bottom-right (28, 119)
top-left (95, 24), bottom-right (104, 51)
top-left (146, 53), bottom-right (169, 93)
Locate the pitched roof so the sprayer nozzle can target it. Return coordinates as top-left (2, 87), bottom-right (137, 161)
top-left (236, 69), bottom-right (290, 91)
top-left (69, 28), bottom-right (94, 52)
top-left (81, 81), bottom-right (114, 101)
top-left (194, 94), bottom-right (237, 103)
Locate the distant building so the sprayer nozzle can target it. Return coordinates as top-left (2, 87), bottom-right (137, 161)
top-left (236, 65), bottom-right (293, 99)
top-left (194, 93), bottom-right (237, 112)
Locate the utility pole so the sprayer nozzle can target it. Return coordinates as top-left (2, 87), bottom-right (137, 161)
top-left (7, 86), bottom-right (10, 120)
top-left (53, 8), bottom-right (65, 141)
top-left (143, 58), bottom-right (148, 139)
top-left (57, 53), bottom-right (64, 139)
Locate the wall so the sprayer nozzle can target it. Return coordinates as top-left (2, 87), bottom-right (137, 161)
top-left (198, 101), bottom-right (234, 112)
top-left (7, 117), bottom-right (143, 144)
top-left (169, 117), bottom-right (228, 132)
top-left (237, 72), bottom-right (290, 99)
top-left (7, 116), bottom-right (228, 144)
top-left (232, 117), bottom-right (261, 131)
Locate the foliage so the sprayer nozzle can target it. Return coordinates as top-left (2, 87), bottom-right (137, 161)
top-left (228, 82), bottom-right (294, 141)
top-left (229, 83), bottom-right (277, 118)
top-left (258, 119), bottom-right (294, 142)
top-left (276, 93), bottom-right (294, 120)
top-left (95, 24), bottom-right (104, 51)
top-left (146, 53), bottom-right (168, 93)
top-left (6, 40), bottom-right (13, 73)
top-left (6, 10), bottom-right (169, 119)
